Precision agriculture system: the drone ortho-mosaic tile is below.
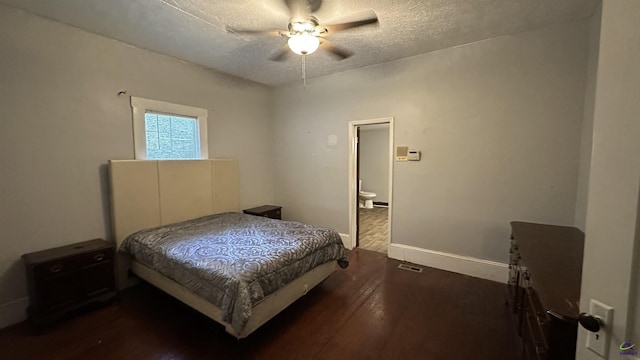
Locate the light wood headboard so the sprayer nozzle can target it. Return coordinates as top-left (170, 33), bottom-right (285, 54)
top-left (109, 159), bottom-right (240, 248)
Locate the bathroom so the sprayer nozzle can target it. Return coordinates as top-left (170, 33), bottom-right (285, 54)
top-left (357, 123), bottom-right (390, 254)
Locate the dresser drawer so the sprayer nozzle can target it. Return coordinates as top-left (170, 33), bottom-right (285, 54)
top-left (524, 310), bottom-right (549, 360)
top-left (36, 271), bottom-right (79, 312)
top-left (33, 249), bottom-right (113, 279)
top-left (524, 288), bottom-right (549, 359)
top-left (80, 260), bottom-right (116, 298)
top-left (526, 288), bottom-right (549, 337)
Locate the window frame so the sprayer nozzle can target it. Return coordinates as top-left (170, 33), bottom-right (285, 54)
top-left (131, 96), bottom-right (209, 160)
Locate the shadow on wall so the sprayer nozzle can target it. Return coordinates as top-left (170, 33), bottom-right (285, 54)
top-left (99, 163), bottom-right (113, 243)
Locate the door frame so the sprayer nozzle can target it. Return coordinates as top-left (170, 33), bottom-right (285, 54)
top-left (348, 117), bottom-right (394, 251)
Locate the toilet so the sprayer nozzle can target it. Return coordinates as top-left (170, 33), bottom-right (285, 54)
top-left (358, 180), bottom-right (376, 209)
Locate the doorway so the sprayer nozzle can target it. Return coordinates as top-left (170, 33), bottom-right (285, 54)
top-left (348, 118), bottom-right (393, 253)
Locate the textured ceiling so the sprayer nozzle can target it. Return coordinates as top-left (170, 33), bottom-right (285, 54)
top-left (0, 0), bottom-right (598, 86)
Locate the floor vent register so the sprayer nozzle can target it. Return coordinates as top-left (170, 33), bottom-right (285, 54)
top-left (398, 263), bottom-right (423, 273)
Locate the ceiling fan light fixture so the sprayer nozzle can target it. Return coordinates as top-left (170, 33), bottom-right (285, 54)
top-left (288, 33), bottom-right (320, 55)
top-left (290, 20), bottom-right (317, 33)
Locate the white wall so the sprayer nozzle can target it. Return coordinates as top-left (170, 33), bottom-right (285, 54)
top-left (359, 126), bottom-right (389, 203)
top-left (577, 0), bottom-right (640, 358)
top-left (0, 6), bottom-right (273, 327)
top-left (273, 20), bottom-right (590, 264)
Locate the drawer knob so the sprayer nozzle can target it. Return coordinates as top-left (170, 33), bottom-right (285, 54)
top-left (94, 253), bottom-right (105, 261)
top-left (49, 264), bottom-right (63, 273)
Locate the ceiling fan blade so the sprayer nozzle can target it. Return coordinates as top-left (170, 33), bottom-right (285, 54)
top-left (324, 15), bottom-right (379, 34)
top-left (225, 26), bottom-right (286, 37)
top-left (320, 39), bottom-right (353, 60)
top-left (269, 45), bottom-right (292, 62)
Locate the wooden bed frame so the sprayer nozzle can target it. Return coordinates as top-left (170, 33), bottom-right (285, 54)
top-left (109, 159), bottom-right (338, 338)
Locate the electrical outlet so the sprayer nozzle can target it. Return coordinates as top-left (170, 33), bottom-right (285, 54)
top-left (586, 299), bottom-right (613, 358)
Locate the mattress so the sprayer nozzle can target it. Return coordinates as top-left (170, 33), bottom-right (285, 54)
top-left (119, 212), bottom-right (348, 333)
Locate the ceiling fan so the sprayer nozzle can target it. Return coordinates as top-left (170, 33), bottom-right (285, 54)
top-left (226, 0), bottom-right (379, 61)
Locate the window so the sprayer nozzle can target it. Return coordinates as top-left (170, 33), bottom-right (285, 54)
top-left (144, 112), bottom-right (199, 159)
top-left (131, 97), bottom-right (208, 160)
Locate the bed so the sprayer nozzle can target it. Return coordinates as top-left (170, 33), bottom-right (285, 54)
top-left (109, 159), bottom-right (348, 338)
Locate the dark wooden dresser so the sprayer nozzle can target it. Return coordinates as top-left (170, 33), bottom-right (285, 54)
top-left (243, 205), bottom-right (282, 220)
top-left (508, 222), bottom-right (584, 360)
top-left (22, 239), bottom-right (116, 327)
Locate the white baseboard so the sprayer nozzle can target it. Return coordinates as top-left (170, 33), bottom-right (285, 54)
top-left (0, 297), bottom-right (28, 329)
top-left (388, 244), bottom-right (508, 283)
top-left (339, 233), bottom-right (352, 249)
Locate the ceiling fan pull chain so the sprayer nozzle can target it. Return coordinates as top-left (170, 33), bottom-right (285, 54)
top-left (302, 54), bottom-right (307, 88)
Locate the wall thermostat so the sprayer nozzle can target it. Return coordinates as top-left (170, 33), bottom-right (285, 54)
top-left (408, 150), bottom-right (421, 161)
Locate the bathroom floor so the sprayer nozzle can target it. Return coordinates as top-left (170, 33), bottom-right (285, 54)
top-left (358, 206), bottom-right (388, 254)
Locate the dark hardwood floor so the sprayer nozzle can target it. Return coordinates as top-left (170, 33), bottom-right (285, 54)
top-left (1, 249), bottom-right (520, 360)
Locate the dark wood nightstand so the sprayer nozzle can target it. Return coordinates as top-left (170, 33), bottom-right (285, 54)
top-left (22, 239), bottom-right (117, 328)
top-left (243, 205), bottom-right (282, 220)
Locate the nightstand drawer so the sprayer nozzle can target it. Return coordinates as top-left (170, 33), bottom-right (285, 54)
top-left (33, 250), bottom-right (113, 279)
